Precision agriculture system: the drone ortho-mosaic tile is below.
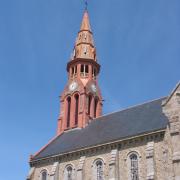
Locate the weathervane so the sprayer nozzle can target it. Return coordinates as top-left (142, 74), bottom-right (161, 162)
top-left (84, 0), bottom-right (88, 10)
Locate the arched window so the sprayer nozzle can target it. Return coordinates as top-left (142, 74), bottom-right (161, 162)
top-left (75, 65), bottom-right (77, 74)
top-left (81, 64), bottom-right (84, 73)
top-left (94, 97), bottom-right (98, 118)
top-left (85, 65), bottom-right (89, 73)
top-left (41, 170), bottom-right (47, 180)
top-left (80, 64), bottom-right (89, 77)
top-left (88, 95), bottom-right (92, 115)
top-left (96, 160), bottom-right (103, 180)
top-left (72, 67), bottom-right (74, 75)
top-left (130, 154), bottom-right (139, 180)
top-left (66, 97), bottom-right (71, 128)
top-left (93, 68), bottom-right (97, 79)
top-left (74, 94), bottom-right (79, 125)
top-left (71, 66), bottom-right (77, 78)
top-left (65, 166), bottom-right (73, 180)
top-left (92, 159), bottom-right (104, 180)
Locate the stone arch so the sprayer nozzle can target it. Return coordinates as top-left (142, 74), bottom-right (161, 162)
top-left (39, 168), bottom-right (49, 180)
top-left (92, 158), bottom-right (105, 180)
top-left (64, 164), bottom-right (76, 180)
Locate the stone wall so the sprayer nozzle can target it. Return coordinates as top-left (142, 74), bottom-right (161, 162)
top-left (162, 83), bottom-right (180, 180)
top-left (29, 130), bottom-right (175, 180)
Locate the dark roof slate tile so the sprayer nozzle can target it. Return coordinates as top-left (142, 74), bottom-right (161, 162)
top-left (33, 97), bottom-right (168, 160)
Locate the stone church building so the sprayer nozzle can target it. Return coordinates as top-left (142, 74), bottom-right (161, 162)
top-left (27, 10), bottom-right (180, 180)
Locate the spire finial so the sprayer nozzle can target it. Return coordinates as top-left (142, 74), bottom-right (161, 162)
top-left (84, 0), bottom-right (88, 10)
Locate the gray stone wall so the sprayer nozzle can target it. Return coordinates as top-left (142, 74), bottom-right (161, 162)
top-left (162, 83), bottom-right (180, 180)
top-left (29, 130), bottom-right (175, 180)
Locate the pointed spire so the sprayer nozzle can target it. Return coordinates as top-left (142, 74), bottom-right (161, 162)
top-left (70, 10), bottom-right (97, 61)
top-left (80, 10), bottom-right (92, 32)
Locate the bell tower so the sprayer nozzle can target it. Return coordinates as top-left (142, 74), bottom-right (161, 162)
top-left (57, 10), bottom-right (103, 134)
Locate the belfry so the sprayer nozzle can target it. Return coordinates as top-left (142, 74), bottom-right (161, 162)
top-left (57, 10), bottom-right (102, 134)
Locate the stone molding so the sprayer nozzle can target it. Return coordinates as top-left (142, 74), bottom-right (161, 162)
top-left (77, 156), bottom-right (86, 171)
top-left (49, 162), bottom-right (59, 180)
top-left (109, 149), bottom-right (118, 180)
top-left (109, 149), bottom-right (118, 166)
top-left (77, 156), bottom-right (86, 180)
top-left (63, 163), bottom-right (76, 180)
top-left (169, 116), bottom-right (180, 135)
top-left (146, 141), bottom-right (155, 180)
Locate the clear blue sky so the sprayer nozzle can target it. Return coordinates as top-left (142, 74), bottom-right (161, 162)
top-left (0, 0), bottom-right (179, 179)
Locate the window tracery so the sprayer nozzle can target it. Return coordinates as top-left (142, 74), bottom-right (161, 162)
top-left (96, 160), bottom-right (103, 180)
top-left (130, 154), bottom-right (139, 180)
top-left (93, 159), bottom-right (104, 180)
top-left (65, 165), bottom-right (73, 180)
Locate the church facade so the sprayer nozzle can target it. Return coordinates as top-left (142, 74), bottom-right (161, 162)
top-left (27, 10), bottom-right (180, 180)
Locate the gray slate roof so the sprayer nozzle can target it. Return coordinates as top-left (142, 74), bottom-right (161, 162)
top-left (33, 97), bottom-right (168, 160)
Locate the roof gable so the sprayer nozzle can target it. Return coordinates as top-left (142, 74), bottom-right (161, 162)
top-left (162, 81), bottom-right (180, 106)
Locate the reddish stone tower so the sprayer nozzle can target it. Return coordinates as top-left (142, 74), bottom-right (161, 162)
top-left (57, 10), bottom-right (103, 134)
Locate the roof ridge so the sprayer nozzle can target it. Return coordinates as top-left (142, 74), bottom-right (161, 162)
top-left (95, 96), bottom-right (166, 121)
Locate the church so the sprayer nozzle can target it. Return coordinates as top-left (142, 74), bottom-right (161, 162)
top-left (27, 9), bottom-right (180, 180)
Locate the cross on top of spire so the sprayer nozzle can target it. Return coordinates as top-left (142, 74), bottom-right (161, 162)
top-left (84, 0), bottom-right (88, 10)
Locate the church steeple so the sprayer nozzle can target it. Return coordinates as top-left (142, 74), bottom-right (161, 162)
top-left (57, 10), bottom-right (102, 135)
top-left (71, 10), bottom-right (97, 61)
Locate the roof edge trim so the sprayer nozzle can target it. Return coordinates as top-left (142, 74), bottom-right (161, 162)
top-left (30, 128), bottom-right (166, 163)
top-left (31, 131), bottom-right (64, 161)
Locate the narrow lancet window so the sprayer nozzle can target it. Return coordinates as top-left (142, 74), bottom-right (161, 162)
top-left (75, 94), bottom-right (79, 125)
top-left (81, 64), bottom-right (84, 73)
top-left (75, 65), bottom-right (77, 74)
top-left (88, 95), bottom-right (92, 115)
top-left (96, 160), bottom-right (103, 180)
top-left (67, 97), bottom-right (71, 128)
top-left (85, 65), bottom-right (89, 74)
top-left (93, 68), bottom-right (97, 79)
top-left (94, 98), bottom-right (98, 118)
top-left (130, 154), bottom-right (139, 180)
top-left (66, 166), bottom-right (73, 180)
